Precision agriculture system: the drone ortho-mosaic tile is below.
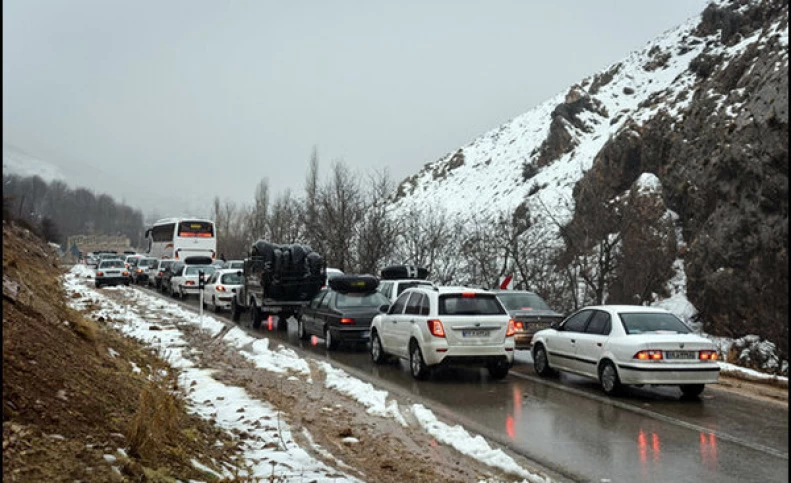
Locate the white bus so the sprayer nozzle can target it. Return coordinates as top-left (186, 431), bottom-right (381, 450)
top-left (144, 218), bottom-right (217, 261)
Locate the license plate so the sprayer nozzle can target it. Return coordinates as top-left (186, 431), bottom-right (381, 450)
top-left (665, 351), bottom-right (696, 360)
top-left (462, 330), bottom-right (489, 337)
top-left (525, 322), bottom-right (550, 332)
top-left (106, 271), bottom-right (119, 275)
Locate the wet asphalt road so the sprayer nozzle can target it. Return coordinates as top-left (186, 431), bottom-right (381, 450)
top-left (147, 288), bottom-right (788, 483)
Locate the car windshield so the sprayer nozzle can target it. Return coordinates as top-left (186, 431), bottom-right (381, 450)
top-left (496, 292), bottom-right (552, 311)
top-left (335, 291), bottom-right (389, 308)
top-left (185, 266), bottom-right (217, 276)
top-left (396, 281), bottom-right (433, 296)
top-left (99, 260), bottom-right (124, 269)
top-left (439, 294), bottom-right (506, 315)
top-left (139, 258), bottom-right (156, 267)
top-left (619, 313), bottom-right (691, 334)
top-left (221, 273), bottom-right (242, 284)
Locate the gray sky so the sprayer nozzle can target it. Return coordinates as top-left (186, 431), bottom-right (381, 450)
top-left (3, 0), bottom-right (708, 217)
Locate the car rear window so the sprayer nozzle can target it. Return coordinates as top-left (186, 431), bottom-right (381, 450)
top-left (99, 260), bottom-right (124, 269)
top-left (496, 292), bottom-right (552, 311)
top-left (396, 281), bottom-right (433, 296)
top-left (185, 266), bottom-right (217, 276)
top-left (221, 273), bottom-right (241, 284)
top-left (335, 292), bottom-right (389, 308)
top-left (139, 258), bottom-right (156, 267)
top-left (619, 313), bottom-right (691, 335)
top-left (438, 294), bottom-right (506, 316)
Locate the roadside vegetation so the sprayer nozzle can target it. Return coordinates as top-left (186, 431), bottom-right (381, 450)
top-left (2, 221), bottom-right (242, 481)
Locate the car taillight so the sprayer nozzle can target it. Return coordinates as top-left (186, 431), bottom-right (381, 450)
top-left (461, 292), bottom-right (476, 298)
top-left (216, 285), bottom-right (226, 292)
top-left (634, 350), bottom-right (663, 361)
top-left (427, 319), bottom-right (445, 338)
top-left (97, 271), bottom-right (104, 277)
top-left (340, 318), bottom-right (355, 325)
top-left (514, 321), bottom-right (524, 330)
top-left (186, 281), bottom-right (195, 286)
top-left (122, 271), bottom-right (129, 276)
top-left (699, 350), bottom-right (718, 360)
top-left (505, 319), bottom-right (517, 337)
top-left (158, 271), bottom-right (163, 276)
top-left (137, 269), bottom-right (143, 273)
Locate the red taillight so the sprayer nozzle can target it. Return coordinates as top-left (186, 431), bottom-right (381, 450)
top-left (634, 350), bottom-right (663, 361)
top-left (198, 233), bottom-right (212, 238)
top-left (97, 271), bottom-right (104, 277)
top-left (699, 350), bottom-right (718, 361)
top-left (427, 319), bottom-right (445, 338)
top-left (340, 318), bottom-right (355, 325)
top-left (122, 271), bottom-right (129, 276)
top-left (462, 292), bottom-right (476, 298)
top-left (158, 271), bottom-right (163, 276)
top-left (179, 232), bottom-right (196, 237)
top-left (186, 281), bottom-right (195, 286)
top-left (506, 319), bottom-right (517, 337)
top-left (514, 321), bottom-right (524, 330)
top-left (216, 285), bottom-right (226, 292)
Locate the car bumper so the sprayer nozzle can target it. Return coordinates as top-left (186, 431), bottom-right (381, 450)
top-left (514, 332), bottom-right (537, 350)
top-left (328, 327), bottom-right (371, 341)
top-left (180, 285), bottom-right (201, 295)
top-left (616, 362), bottom-right (720, 385)
top-left (96, 276), bottom-right (129, 285)
top-left (422, 341), bottom-right (515, 367)
top-left (214, 295), bottom-right (234, 308)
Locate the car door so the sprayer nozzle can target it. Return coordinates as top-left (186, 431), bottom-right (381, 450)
top-left (546, 309), bottom-right (593, 373)
top-left (394, 292), bottom-right (424, 351)
top-left (304, 290), bottom-right (326, 336)
top-left (380, 292), bottom-right (410, 356)
top-left (572, 310), bottom-right (612, 378)
top-left (205, 272), bottom-right (219, 302)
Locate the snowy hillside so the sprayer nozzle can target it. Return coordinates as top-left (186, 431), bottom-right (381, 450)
top-left (391, 0), bottom-right (787, 227)
top-left (3, 144), bottom-right (66, 183)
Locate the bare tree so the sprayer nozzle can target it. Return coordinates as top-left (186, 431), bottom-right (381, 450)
top-left (354, 168), bottom-right (400, 274)
top-left (318, 161), bottom-right (363, 271)
top-left (249, 178), bottom-right (270, 241)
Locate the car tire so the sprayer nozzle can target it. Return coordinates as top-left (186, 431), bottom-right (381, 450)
top-left (409, 341), bottom-right (429, 380)
top-left (95, 282), bottom-right (102, 289)
top-left (487, 362), bottom-right (510, 380)
top-left (297, 318), bottom-right (308, 340)
top-left (599, 360), bottom-right (623, 396)
top-left (370, 333), bottom-right (387, 364)
top-left (325, 327), bottom-right (339, 351)
top-left (231, 298), bottom-right (241, 322)
top-left (250, 300), bottom-right (262, 329)
top-left (532, 344), bottom-right (556, 377)
top-left (680, 384), bottom-right (705, 398)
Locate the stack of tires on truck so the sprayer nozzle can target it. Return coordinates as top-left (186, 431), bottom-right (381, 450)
top-left (231, 240), bottom-right (326, 329)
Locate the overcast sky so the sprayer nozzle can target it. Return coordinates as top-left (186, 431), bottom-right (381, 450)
top-left (3, 0), bottom-right (708, 216)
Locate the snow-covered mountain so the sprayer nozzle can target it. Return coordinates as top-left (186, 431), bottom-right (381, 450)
top-left (390, 0), bottom-right (788, 362)
top-left (3, 144), bottom-right (66, 183)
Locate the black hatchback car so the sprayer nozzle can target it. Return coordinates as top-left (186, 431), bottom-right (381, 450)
top-left (491, 289), bottom-right (564, 349)
top-left (297, 275), bottom-right (388, 350)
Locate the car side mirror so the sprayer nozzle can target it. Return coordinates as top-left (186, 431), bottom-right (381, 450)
top-left (379, 304), bottom-right (390, 313)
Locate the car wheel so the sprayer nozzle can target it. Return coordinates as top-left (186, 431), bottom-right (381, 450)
top-left (297, 318), bottom-right (308, 340)
top-left (231, 298), bottom-right (241, 322)
top-left (409, 341), bottom-right (429, 380)
top-left (370, 333), bottom-right (387, 364)
top-left (95, 282), bottom-right (102, 289)
top-left (532, 344), bottom-right (556, 377)
top-left (250, 300), bottom-right (262, 329)
top-left (680, 384), bottom-right (705, 398)
top-left (487, 361), bottom-right (510, 380)
top-left (599, 360), bottom-right (623, 396)
top-left (325, 327), bottom-right (339, 350)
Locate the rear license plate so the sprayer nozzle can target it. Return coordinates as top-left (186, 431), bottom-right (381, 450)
top-left (106, 271), bottom-right (119, 275)
top-left (462, 330), bottom-right (489, 337)
top-left (665, 351), bottom-right (696, 360)
top-left (525, 322), bottom-right (550, 332)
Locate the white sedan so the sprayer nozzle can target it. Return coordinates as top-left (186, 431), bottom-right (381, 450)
top-left (531, 305), bottom-right (720, 397)
top-left (202, 269), bottom-right (242, 312)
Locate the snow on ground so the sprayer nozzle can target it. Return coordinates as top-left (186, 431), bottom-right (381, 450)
top-left (64, 264), bottom-right (548, 482)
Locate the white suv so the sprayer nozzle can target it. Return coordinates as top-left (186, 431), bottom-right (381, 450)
top-left (370, 287), bottom-right (516, 380)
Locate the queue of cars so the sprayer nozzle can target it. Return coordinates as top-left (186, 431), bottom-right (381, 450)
top-left (86, 253), bottom-right (719, 397)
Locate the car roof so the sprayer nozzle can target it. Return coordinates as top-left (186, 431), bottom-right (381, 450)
top-left (584, 305), bottom-right (670, 314)
top-left (215, 268), bottom-right (241, 274)
top-left (385, 279), bottom-right (433, 284)
top-left (489, 289), bottom-right (538, 295)
top-left (437, 286), bottom-right (492, 295)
